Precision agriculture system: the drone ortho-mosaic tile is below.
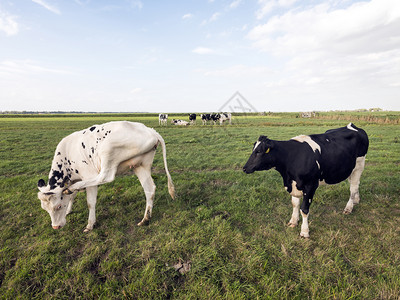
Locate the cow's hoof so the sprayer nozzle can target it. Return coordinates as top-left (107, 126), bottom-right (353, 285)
top-left (343, 209), bottom-right (352, 215)
top-left (137, 219), bottom-right (150, 226)
top-left (300, 232), bottom-right (310, 238)
top-left (83, 228), bottom-right (92, 233)
top-left (288, 222), bottom-right (298, 228)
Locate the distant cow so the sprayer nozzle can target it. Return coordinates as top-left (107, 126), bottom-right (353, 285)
top-left (37, 121), bottom-right (175, 232)
top-left (201, 114), bottom-right (211, 125)
top-left (189, 114), bottom-right (196, 124)
top-left (210, 113), bottom-right (220, 125)
top-left (171, 119), bottom-right (189, 126)
top-left (243, 123), bottom-right (369, 238)
top-left (219, 113), bottom-right (232, 125)
top-left (159, 114), bottom-right (168, 126)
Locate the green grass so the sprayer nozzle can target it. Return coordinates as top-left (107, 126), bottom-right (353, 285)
top-left (1, 112), bottom-right (399, 299)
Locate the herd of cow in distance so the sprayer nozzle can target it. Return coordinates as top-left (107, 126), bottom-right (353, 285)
top-left (159, 113), bottom-right (232, 126)
top-left (37, 114), bottom-right (369, 238)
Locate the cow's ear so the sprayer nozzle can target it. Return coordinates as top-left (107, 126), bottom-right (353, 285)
top-left (38, 179), bottom-right (46, 188)
top-left (38, 191), bottom-right (52, 202)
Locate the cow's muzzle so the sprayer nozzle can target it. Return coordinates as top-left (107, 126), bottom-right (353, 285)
top-left (52, 225), bottom-right (62, 230)
top-left (243, 167), bottom-right (253, 174)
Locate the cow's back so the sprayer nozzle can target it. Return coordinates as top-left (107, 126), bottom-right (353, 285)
top-left (310, 124), bottom-right (369, 184)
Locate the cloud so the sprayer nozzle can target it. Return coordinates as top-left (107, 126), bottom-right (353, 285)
top-left (130, 87), bottom-right (143, 94)
top-left (0, 60), bottom-right (73, 77)
top-left (201, 12), bottom-right (221, 25)
top-left (129, 1), bottom-right (143, 10)
top-left (0, 10), bottom-right (18, 36)
top-left (182, 13), bottom-right (193, 20)
top-left (229, 0), bottom-right (242, 9)
top-left (210, 12), bottom-right (220, 22)
top-left (202, 64), bottom-right (270, 78)
top-left (32, 0), bottom-right (61, 14)
top-left (250, 0), bottom-right (400, 55)
top-left (192, 47), bottom-right (216, 55)
top-left (248, 0), bottom-right (400, 88)
top-left (256, 0), bottom-right (299, 19)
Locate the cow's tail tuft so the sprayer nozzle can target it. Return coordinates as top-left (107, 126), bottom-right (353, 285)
top-left (156, 132), bottom-right (175, 199)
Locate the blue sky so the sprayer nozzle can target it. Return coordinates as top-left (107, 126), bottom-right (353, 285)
top-left (0, 0), bottom-right (399, 112)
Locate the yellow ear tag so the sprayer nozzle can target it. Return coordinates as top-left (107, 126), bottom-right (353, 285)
top-left (265, 148), bottom-right (270, 154)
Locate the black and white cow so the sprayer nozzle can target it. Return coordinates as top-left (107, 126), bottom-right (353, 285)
top-left (171, 119), bottom-right (190, 126)
top-left (210, 113), bottom-right (220, 125)
top-left (219, 113), bottom-right (232, 125)
top-left (201, 114), bottom-right (211, 125)
top-left (159, 113), bottom-right (168, 126)
top-left (189, 114), bottom-right (196, 124)
top-left (243, 123), bottom-right (369, 238)
top-left (37, 121), bottom-right (175, 232)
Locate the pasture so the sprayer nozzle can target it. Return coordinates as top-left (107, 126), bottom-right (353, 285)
top-left (0, 112), bottom-right (399, 299)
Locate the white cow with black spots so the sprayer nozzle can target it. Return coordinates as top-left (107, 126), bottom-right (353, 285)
top-left (37, 121), bottom-right (175, 232)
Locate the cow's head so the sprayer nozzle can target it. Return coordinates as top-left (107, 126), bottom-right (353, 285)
top-left (37, 179), bottom-right (76, 229)
top-left (243, 136), bottom-right (276, 174)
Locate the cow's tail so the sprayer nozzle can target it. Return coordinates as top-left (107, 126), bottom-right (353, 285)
top-left (156, 132), bottom-right (175, 200)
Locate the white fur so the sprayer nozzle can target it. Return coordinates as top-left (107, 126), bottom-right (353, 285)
top-left (347, 123), bottom-right (358, 132)
top-left (253, 141), bottom-right (261, 152)
top-left (288, 196), bottom-right (300, 227)
top-left (344, 156), bottom-right (365, 214)
top-left (291, 135), bottom-right (321, 153)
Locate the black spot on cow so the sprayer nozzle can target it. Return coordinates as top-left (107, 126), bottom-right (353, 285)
top-left (91, 147), bottom-right (95, 154)
top-left (89, 155), bottom-right (92, 158)
top-left (82, 142), bottom-right (86, 149)
top-left (58, 164), bottom-right (62, 170)
top-left (97, 130), bottom-right (100, 133)
top-left (82, 160), bottom-right (88, 165)
top-left (90, 126), bottom-right (96, 132)
top-left (57, 152), bottom-right (61, 156)
top-left (75, 169), bottom-right (79, 174)
top-left (49, 177), bottom-right (57, 189)
top-left (52, 170), bottom-right (64, 180)
top-left (83, 131), bottom-right (86, 134)
top-left (68, 160), bottom-right (71, 165)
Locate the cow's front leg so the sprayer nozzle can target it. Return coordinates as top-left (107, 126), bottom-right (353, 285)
top-left (288, 196), bottom-right (300, 227)
top-left (84, 186), bottom-right (98, 232)
top-left (299, 186), bottom-right (317, 238)
top-left (66, 191), bottom-right (77, 215)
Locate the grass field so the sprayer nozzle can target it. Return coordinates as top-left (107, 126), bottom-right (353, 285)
top-left (0, 112), bottom-right (399, 299)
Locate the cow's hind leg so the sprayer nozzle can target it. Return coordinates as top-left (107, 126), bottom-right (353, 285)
top-left (134, 151), bottom-right (156, 226)
top-left (288, 196), bottom-right (300, 227)
top-left (344, 156), bottom-right (366, 214)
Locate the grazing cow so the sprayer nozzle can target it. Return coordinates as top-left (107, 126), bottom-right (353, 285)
top-left (171, 119), bottom-right (190, 126)
top-left (201, 114), bottom-right (211, 125)
top-left (37, 121), bottom-right (175, 232)
top-left (243, 123), bottom-right (369, 238)
top-left (210, 113), bottom-right (220, 125)
top-left (189, 114), bottom-right (196, 124)
top-left (219, 113), bottom-right (232, 125)
top-left (159, 113), bottom-right (168, 126)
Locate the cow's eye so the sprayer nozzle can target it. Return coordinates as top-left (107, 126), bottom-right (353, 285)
top-left (55, 205), bottom-right (62, 211)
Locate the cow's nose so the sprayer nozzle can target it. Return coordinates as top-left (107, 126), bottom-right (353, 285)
top-left (52, 225), bottom-right (61, 230)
